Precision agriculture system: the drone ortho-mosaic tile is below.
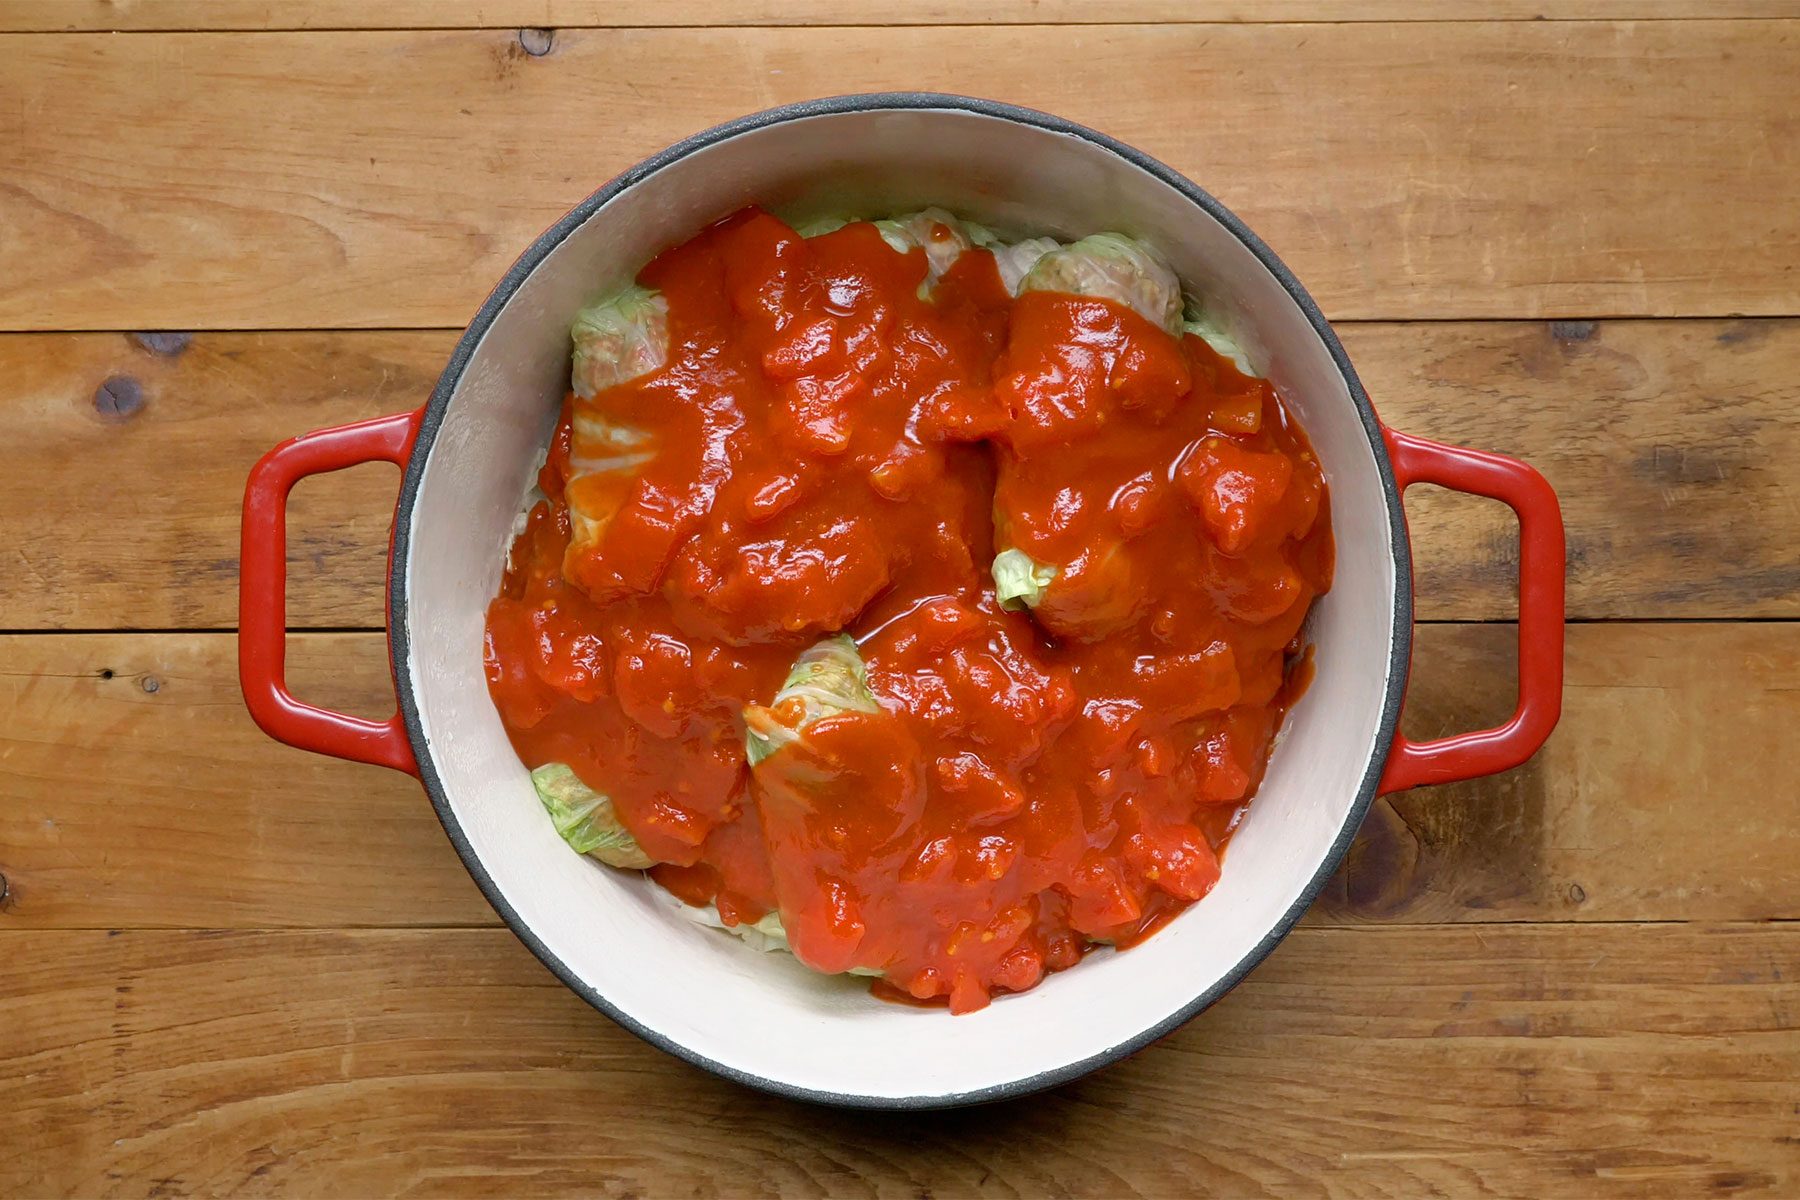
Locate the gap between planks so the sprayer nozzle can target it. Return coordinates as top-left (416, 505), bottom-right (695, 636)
top-left (4, 2), bottom-right (1798, 34)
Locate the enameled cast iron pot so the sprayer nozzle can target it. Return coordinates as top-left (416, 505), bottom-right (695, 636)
top-left (240, 94), bottom-right (1565, 1108)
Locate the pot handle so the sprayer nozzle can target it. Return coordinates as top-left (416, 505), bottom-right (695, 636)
top-left (239, 409), bottom-right (423, 775)
top-left (1378, 428), bottom-right (1565, 794)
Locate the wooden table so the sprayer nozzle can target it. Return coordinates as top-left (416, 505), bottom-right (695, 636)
top-left (4, 3), bottom-right (1797, 1195)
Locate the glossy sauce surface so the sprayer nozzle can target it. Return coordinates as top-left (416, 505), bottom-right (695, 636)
top-left (485, 209), bottom-right (1333, 1012)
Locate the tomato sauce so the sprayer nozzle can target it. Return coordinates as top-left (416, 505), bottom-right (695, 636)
top-left (485, 208), bottom-right (1333, 1013)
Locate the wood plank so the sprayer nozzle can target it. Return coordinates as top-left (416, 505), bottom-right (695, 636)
top-left (1313, 620), bottom-right (1800, 924)
top-left (0, 632), bottom-right (496, 928)
top-left (1348, 318), bottom-right (1800, 622)
top-left (2, 23), bottom-right (1795, 329)
top-left (6, 1), bottom-right (1797, 31)
top-left (0, 330), bottom-right (444, 631)
top-left (2, 623), bottom-right (1795, 929)
top-left (5, 319), bottom-right (1794, 631)
top-left (3, 924), bottom-right (1795, 1196)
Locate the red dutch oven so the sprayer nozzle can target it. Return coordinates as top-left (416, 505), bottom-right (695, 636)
top-left (241, 95), bottom-right (1563, 1108)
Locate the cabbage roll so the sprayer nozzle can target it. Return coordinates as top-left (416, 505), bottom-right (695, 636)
top-left (965, 224), bottom-right (1063, 296)
top-left (1183, 307), bottom-right (1257, 377)
top-left (1021, 232), bottom-right (1183, 336)
top-left (571, 284), bottom-right (669, 400)
top-left (670, 889), bottom-right (885, 975)
top-left (990, 540), bottom-right (1142, 640)
top-left (873, 208), bottom-right (975, 291)
top-left (989, 237), bottom-right (1064, 296)
top-left (742, 634), bottom-right (880, 766)
top-left (530, 762), bottom-right (655, 869)
top-left (565, 286), bottom-right (669, 591)
top-left (677, 899), bottom-right (793, 953)
top-left (793, 214), bottom-right (850, 238)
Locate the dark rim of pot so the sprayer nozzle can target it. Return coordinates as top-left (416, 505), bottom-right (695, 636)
top-left (388, 92), bottom-right (1413, 1111)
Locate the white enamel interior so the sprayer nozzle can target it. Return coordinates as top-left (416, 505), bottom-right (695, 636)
top-left (401, 107), bottom-right (1400, 1102)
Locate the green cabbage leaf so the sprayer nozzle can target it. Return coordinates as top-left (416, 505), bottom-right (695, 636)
top-left (571, 284), bottom-right (670, 399)
top-left (991, 547), bottom-right (1059, 611)
top-left (743, 634), bottom-right (879, 766)
top-left (529, 762), bottom-right (655, 869)
top-left (1021, 232), bottom-right (1184, 335)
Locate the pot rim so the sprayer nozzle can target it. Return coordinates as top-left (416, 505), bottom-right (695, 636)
top-left (387, 92), bottom-right (1413, 1110)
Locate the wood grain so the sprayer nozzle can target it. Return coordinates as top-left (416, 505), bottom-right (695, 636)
top-left (1346, 318), bottom-right (1800, 622)
top-left (0, 330), bottom-right (442, 631)
top-left (1317, 620), bottom-right (1800, 924)
top-left (1, 623), bottom-right (1794, 930)
top-left (6, 0), bottom-right (1797, 31)
top-left (4, 923), bottom-right (1795, 1196)
top-left (0, 632), bottom-right (493, 928)
top-left (5, 9), bottom-right (1794, 1197)
top-left (5, 319), bottom-right (1794, 631)
top-left (3, 22), bottom-right (1797, 329)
